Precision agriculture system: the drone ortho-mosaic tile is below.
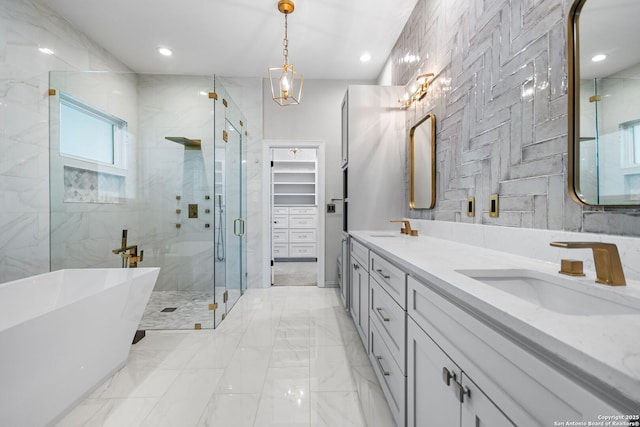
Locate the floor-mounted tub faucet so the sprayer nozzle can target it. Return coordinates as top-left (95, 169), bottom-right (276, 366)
top-left (112, 229), bottom-right (144, 268)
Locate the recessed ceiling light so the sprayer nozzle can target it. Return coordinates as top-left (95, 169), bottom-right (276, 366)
top-left (39, 47), bottom-right (54, 55)
top-left (360, 52), bottom-right (371, 63)
top-left (591, 54), bottom-right (607, 62)
top-left (157, 47), bottom-right (172, 56)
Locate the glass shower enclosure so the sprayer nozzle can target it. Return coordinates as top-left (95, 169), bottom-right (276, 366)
top-left (49, 72), bottom-right (246, 329)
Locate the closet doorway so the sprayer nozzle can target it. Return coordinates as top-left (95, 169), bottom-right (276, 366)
top-left (262, 141), bottom-right (325, 288)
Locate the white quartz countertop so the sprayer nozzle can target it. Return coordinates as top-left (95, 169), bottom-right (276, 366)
top-left (350, 230), bottom-right (640, 411)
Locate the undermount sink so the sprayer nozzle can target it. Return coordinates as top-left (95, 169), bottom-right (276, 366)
top-left (456, 269), bottom-right (640, 316)
top-left (368, 233), bottom-right (398, 238)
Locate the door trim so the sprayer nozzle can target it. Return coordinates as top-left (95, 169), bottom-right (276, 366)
top-left (262, 140), bottom-right (326, 288)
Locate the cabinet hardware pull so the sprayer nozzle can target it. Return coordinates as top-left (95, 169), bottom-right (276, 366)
top-left (375, 307), bottom-right (390, 321)
top-left (453, 381), bottom-right (470, 403)
top-left (442, 367), bottom-right (455, 386)
top-left (375, 355), bottom-right (390, 376)
top-left (376, 269), bottom-right (391, 279)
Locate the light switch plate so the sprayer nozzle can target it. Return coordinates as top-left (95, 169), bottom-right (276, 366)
top-left (467, 197), bottom-right (475, 217)
top-left (489, 194), bottom-right (499, 218)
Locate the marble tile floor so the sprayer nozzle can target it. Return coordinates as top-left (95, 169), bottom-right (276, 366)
top-left (139, 289), bottom-right (243, 330)
top-left (274, 261), bottom-right (318, 286)
top-left (56, 286), bottom-right (394, 427)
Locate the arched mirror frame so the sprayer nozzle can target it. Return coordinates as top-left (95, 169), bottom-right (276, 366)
top-left (568, 0), bottom-right (589, 206)
top-left (568, 0), bottom-right (640, 206)
top-left (409, 114), bottom-right (436, 209)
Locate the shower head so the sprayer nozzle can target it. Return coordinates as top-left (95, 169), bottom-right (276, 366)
top-left (165, 137), bottom-right (201, 150)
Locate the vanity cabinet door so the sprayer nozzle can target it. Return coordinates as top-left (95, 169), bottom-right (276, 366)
top-left (350, 257), bottom-right (369, 350)
top-left (461, 373), bottom-right (514, 427)
top-left (408, 317), bottom-right (460, 427)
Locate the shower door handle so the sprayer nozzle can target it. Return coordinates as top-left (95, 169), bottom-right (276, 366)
top-left (234, 218), bottom-right (245, 236)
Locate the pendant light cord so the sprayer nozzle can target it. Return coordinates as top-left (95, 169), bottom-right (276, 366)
top-left (283, 13), bottom-right (289, 67)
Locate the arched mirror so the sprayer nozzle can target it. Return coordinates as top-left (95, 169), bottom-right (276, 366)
top-left (409, 114), bottom-right (436, 209)
top-left (569, 0), bottom-right (640, 205)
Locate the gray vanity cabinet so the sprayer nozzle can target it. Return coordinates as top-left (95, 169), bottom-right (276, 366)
top-left (367, 250), bottom-right (408, 427)
top-left (349, 234), bottom-right (628, 426)
top-left (350, 239), bottom-right (369, 350)
top-left (407, 318), bottom-right (514, 427)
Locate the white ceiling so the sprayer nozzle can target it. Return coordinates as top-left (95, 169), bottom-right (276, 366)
top-left (43, 0), bottom-right (419, 80)
top-left (578, 0), bottom-right (640, 79)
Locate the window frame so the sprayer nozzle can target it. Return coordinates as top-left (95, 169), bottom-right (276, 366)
top-left (620, 118), bottom-right (640, 168)
top-left (59, 92), bottom-right (127, 170)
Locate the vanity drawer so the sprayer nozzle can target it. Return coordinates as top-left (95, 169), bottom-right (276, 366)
top-left (289, 229), bottom-right (316, 243)
top-left (289, 207), bottom-right (316, 215)
top-left (289, 215), bottom-right (316, 228)
top-left (370, 277), bottom-right (406, 374)
top-left (370, 319), bottom-right (406, 427)
top-left (370, 252), bottom-right (406, 309)
top-left (350, 239), bottom-right (369, 272)
top-left (272, 244), bottom-right (289, 258)
top-left (289, 243), bottom-right (316, 258)
top-left (273, 207), bottom-right (289, 215)
top-left (273, 215), bottom-right (289, 228)
top-left (272, 229), bottom-right (288, 243)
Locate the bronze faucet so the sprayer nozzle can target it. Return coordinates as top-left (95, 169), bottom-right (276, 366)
top-left (550, 242), bottom-right (626, 286)
top-left (390, 220), bottom-right (418, 236)
top-left (112, 229), bottom-right (144, 268)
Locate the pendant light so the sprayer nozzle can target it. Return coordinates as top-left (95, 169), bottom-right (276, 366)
top-left (268, 0), bottom-right (304, 106)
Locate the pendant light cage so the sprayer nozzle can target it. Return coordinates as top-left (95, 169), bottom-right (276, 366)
top-left (268, 0), bottom-right (304, 106)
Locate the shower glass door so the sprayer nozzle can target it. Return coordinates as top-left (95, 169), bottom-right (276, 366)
top-left (213, 79), bottom-right (246, 327)
top-left (49, 71), bottom-right (246, 331)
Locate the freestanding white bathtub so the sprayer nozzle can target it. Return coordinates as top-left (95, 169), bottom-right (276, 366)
top-left (0, 267), bottom-right (160, 427)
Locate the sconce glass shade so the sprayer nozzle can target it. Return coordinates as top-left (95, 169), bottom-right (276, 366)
top-left (269, 63), bottom-right (304, 106)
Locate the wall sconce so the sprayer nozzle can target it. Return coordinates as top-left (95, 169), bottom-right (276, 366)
top-left (399, 73), bottom-right (434, 109)
top-left (268, 0), bottom-right (304, 106)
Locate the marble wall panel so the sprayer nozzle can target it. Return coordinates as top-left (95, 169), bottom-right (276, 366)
top-left (390, 0), bottom-right (640, 237)
top-left (0, 0), bottom-right (131, 283)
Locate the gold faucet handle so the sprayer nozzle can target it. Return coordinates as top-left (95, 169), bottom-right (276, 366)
top-left (559, 259), bottom-right (585, 277)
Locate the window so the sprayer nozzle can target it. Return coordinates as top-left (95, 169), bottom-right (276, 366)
top-left (621, 119), bottom-right (640, 166)
top-left (59, 93), bottom-right (127, 167)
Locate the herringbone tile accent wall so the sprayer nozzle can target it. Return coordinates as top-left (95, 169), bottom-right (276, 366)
top-left (391, 0), bottom-right (640, 236)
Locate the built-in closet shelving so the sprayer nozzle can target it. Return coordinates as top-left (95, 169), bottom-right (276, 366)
top-left (272, 158), bottom-right (317, 206)
top-left (271, 148), bottom-right (318, 260)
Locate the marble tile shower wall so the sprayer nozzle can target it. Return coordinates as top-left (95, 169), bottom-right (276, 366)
top-left (137, 74), bottom-right (218, 292)
top-left (390, 0), bottom-right (640, 237)
top-left (49, 71), bottom-right (140, 272)
top-left (0, 0), bottom-right (131, 283)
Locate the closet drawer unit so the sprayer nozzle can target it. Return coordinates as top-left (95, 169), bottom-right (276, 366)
top-left (272, 244), bottom-right (289, 258)
top-left (289, 207), bottom-right (316, 215)
top-left (370, 320), bottom-right (405, 427)
top-left (370, 277), bottom-right (406, 374)
top-left (370, 252), bottom-right (406, 309)
top-left (350, 239), bottom-right (369, 271)
top-left (272, 229), bottom-right (288, 243)
top-left (273, 215), bottom-right (289, 228)
top-left (289, 243), bottom-right (316, 258)
top-left (289, 215), bottom-right (316, 228)
top-left (289, 229), bottom-right (316, 243)
top-left (273, 207), bottom-right (289, 215)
